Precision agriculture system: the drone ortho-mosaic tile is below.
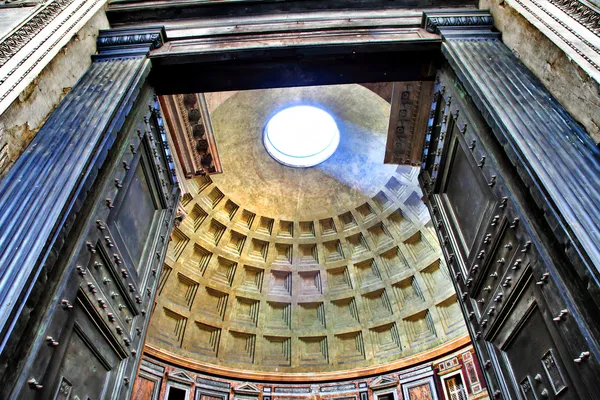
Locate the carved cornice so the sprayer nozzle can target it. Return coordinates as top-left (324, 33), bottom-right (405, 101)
top-left (159, 93), bottom-right (222, 178)
top-left (550, 0), bottom-right (600, 36)
top-left (507, 0), bottom-right (600, 82)
top-left (97, 31), bottom-right (163, 50)
top-left (0, 0), bottom-right (106, 115)
top-left (0, 0), bottom-right (74, 67)
top-left (423, 11), bottom-right (494, 34)
top-left (95, 27), bottom-right (166, 58)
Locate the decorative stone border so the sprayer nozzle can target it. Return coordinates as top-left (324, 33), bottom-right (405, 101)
top-left (0, 0), bottom-right (106, 114)
top-left (506, 0), bottom-right (600, 82)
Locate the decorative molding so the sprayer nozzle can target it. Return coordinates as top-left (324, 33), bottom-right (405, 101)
top-left (0, 0), bottom-right (106, 115)
top-left (549, 0), bottom-right (600, 36)
top-left (505, 0), bottom-right (600, 82)
top-left (369, 375), bottom-right (398, 390)
top-left (0, 0), bottom-right (74, 66)
top-left (159, 93), bottom-right (222, 177)
top-left (97, 31), bottom-right (163, 49)
top-left (234, 382), bottom-right (261, 395)
top-left (422, 11), bottom-right (494, 34)
top-left (98, 28), bottom-right (164, 50)
top-left (167, 370), bottom-right (195, 384)
top-left (95, 26), bottom-right (166, 58)
top-left (401, 376), bottom-right (438, 400)
top-left (385, 81), bottom-right (434, 166)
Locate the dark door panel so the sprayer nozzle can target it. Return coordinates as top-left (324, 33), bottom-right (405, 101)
top-left (42, 292), bottom-right (123, 400)
top-left (420, 68), bottom-right (600, 399)
top-left (10, 86), bottom-right (179, 399)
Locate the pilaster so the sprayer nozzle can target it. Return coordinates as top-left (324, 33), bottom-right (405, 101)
top-left (0, 26), bottom-right (163, 361)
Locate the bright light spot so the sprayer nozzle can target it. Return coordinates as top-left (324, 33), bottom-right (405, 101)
top-left (264, 105), bottom-right (340, 167)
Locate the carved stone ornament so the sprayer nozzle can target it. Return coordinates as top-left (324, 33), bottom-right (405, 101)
top-left (158, 93), bottom-right (222, 177)
top-left (233, 383), bottom-right (261, 395)
top-left (96, 31), bottom-right (164, 51)
top-left (369, 375), bottom-right (399, 390)
top-left (0, 0), bottom-right (105, 115)
top-left (505, 0), bottom-right (600, 81)
top-left (0, 0), bottom-right (74, 67)
top-left (167, 370), bottom-right (195, 384)
top-left (549, 0), bottom-right (600, 36)
top-left (385, 81), bottom-right (434, 166)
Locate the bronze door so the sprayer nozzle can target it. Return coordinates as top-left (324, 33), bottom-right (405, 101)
top-left (420, 68), bottom-right (600, 399)
top-left (9, 84), bottom-right (179, 399)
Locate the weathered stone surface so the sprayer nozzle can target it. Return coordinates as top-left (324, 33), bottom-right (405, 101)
top-left (481, 0), bottom-right (600, 143)
top-left (0, 8), bottom-right (109, 178)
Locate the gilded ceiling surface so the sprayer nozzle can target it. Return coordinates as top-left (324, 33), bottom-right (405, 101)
top-left (146, 84), bottom-right (467, 376)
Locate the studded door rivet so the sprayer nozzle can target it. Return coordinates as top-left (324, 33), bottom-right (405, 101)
top-left (536, 272), bottom-right (550, 286)
top-left (553, 309), bottom-right (568, 322)
top-left (574, 351), bottom-right (590, 363)
top-left (27, 378), bottom-right (43, 390)
top-left (61, 300), bottom-right (73, 310)
top-left (491, 215), bottom-right (500, 226)
top-left (477, 156), bottom-right (486, 168)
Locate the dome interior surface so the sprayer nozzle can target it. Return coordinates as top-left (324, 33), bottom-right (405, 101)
top-left (147, 84), bottom-right (466, 375)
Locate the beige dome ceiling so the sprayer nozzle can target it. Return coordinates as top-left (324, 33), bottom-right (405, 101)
top-left (147, 84), bottom-right (467, 378)
top-left (208, 85), bottom-right (397, 220)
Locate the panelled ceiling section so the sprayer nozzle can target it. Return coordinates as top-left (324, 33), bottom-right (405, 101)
top-left (148, 84), bottom-right (467, 375)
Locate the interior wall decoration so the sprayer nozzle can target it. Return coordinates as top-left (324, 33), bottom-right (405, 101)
top-left (132, 344), bottom-right (485, 400)
top-left (160, 93), bottom-right (222, 176)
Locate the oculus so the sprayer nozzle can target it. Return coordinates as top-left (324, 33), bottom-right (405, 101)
top-left (264, 105), bottom-right (340, 167)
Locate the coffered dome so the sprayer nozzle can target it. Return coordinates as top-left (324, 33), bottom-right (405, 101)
top-left (147, 84), bottom-right (467, 377)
